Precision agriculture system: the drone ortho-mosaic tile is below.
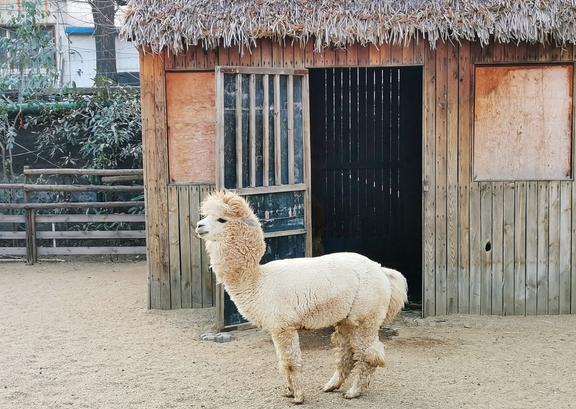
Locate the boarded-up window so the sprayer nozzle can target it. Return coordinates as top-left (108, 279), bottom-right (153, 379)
top-left (166, 72), bottom-right (216, 183)
top-left (473, 64), bottom-right (573, 181)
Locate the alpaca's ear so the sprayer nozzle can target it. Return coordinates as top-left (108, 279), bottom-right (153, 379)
top-left (243, 217), bottom-right (259, 228)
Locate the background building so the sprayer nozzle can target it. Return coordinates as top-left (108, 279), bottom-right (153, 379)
top-left (0, 0), bottom-right (139, 87)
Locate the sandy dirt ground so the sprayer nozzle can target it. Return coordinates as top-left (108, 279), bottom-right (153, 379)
top-left (1, 261), bottom-right (575, 409)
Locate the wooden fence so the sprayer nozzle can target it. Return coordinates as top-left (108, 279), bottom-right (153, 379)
top-left (0, 168), bottom-right (145, 263)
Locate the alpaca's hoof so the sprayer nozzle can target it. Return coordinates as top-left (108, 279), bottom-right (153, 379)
top-left (322, 383), bottom-right (340, 392)
top-left (283, 387), bottom-right (294, 398)
top-left (323, 374), bottom-right (343, 392)
top-left (292, 395), bottom-right (304, 405)
top-left (343, 390), bottom-right (361, 399)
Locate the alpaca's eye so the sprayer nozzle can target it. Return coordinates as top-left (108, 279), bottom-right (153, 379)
top-left (217, 218), bottom-right (227, 223)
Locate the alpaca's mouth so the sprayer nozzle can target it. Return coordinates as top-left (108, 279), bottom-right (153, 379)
top-left (195, 228), bottom-right (208, 237)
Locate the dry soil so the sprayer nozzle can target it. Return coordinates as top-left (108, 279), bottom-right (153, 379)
top-left (1, 261), bottom-right (575, 409)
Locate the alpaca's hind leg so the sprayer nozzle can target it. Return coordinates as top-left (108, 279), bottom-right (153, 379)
top-left (323, 324), bottom-right (354, 392)
top-left (343, 322), bottom-right (386, 399)
top-left (271, 329), bottom-right (304, 404)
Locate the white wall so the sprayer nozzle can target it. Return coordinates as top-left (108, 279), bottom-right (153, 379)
top-left (61, 34), bottom-right (139, 87)
top-left (59, 0), bottom-right (139, 87)
top-left (62, 35), bottom-right (96, 87)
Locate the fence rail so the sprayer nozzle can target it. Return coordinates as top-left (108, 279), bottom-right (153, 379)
top-left (0, 168), bottom-right (146, 263)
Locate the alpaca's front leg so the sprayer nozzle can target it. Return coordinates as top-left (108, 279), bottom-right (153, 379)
top-left (271, 329), bottom-right (304, 404)
top-left (271, 333), bottom-right (293, 398)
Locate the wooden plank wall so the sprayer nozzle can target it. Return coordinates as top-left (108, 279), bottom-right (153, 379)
top-left (167, 184), bottom-right (216, 308)
top-left (460, 43), bottom-right (575, 317)
top-left (144, 39), bottom-right (575, 314)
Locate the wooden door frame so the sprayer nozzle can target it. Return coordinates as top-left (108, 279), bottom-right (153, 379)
top-left (214, 66), bottom-right (312, 329)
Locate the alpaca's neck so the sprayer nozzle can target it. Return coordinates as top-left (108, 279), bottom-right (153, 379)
top-left (206, 238), bottom-right (263, 290)
top-left (204, 220), bottom-right (266, 324)
top-left (206, 238), bottom-right (264, 324)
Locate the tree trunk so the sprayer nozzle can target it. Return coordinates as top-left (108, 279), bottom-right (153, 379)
top-left (91, 0), bottom-right (117, 83)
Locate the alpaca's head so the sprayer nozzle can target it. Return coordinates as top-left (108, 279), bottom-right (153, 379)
top-left (196, 190), bottom-right (262, 243)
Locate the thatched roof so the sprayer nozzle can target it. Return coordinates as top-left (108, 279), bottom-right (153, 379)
top-left (121, 0), bottom-right (576, 54)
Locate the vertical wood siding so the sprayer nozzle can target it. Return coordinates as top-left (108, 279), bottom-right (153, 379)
top-left (145, 40), bottom-right (576, 313)
top-left (167, 184), bottom-right (216, 308)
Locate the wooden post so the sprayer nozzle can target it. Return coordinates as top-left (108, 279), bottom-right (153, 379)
top-left (23, 167), bottom-right (37, 264)
top-left (140, 50), bottom-right (171, 309)
top-left (25, 209), bottom-right (37, 264)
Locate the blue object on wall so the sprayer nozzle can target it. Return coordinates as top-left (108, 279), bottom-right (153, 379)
top-left (65, 26), bottom-right (96, 35)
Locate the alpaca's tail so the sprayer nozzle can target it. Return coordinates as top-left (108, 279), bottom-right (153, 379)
top-left (383, 268), bottom-right (408, 322)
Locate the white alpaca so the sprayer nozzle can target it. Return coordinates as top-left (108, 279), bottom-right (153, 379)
top-left (195, 191), bottom-right (407, 404)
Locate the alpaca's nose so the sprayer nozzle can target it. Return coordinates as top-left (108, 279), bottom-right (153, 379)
top-left (195, 221), bottom-right (208, 238)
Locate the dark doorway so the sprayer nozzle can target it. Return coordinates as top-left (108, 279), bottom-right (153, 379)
top-left (309, 67), bottom-right (423, 301)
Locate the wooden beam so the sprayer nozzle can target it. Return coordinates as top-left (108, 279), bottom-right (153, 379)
top-left (231, 183), bottom-right (306, 196)
top-left (200, 185), bottom-right (215, 307)
top-left (458, 41), bottom-right (471, 314)
top-left (37, 246), bottom-right (146, 255)
top-left (526, 182), bottom-right (538, 315)
top-left (0, 232), bottom-right (26, 239)
top-left (22, 184), bottom-right (143, 193)
top-left (572, 177), bottom-right (576, 314)
top-left (502, 182), bottom-right (515, 315)
top-left (514, 182), bottom-right (527, 315)
top-left (263, 229), bottom-right (307, 238)
top-left (422, 44), bottom-right (436, 317)
top-left (190, 186), bottom-right (203, 308)
top-left (101, 175), bottom-right (143, 183)
top-left (249, 74), bottom-right (257, 187)
top-left (0, 215), bottom-right (25, 223)
top-left (218, 67), bottom-right (307, 75)
top-left (140, 50), bottom-right (171, 309)
top-left (469, 182), bottom-right (482, 315)
top-left (0, 201), bottom-right (144, 210)
top-left (559, 181), bottom-right (571, 314)
top-left (263, 74), bottom-right (270, 186)
top-left (0, 248), bottom-right (26, 256)
top-left (153, 52), bottom-right (171, 310)
top-left (35, 214), bottom-right (145, 223)
top-left (435, 41), bottom-right (448, 316)
top-left (179, 186), bottom-right (192, 308)
top-left (140, 49), bottom-right (158, 309)
top-left (168, 186), bottom-right (182, 309)
top-left (548, 181), bottom-right (560, 314)
top-left (274, 74), bottom-right (282, 185)
top-left (446, 42), bottom-right (459, 314)
top-left (235, 74), bottom-right (243, 189)
top-left (35, 230), bottom-right (146, 239)
top-left (23, 168), bottom-right (142, 176)
top-left (492, 182), bottom-right (504, 315)
top-left (287, 75), bottom-right (295, 184)
top-left (537, 182), bottom-right (549, 315)
top-left (215, 71), bottom-right (225, 189)
top-left (302, 73), bottom-right (313, 257)
top-left (480, 182), bottom-right (492, 315)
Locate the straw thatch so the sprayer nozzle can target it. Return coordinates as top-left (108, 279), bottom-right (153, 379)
top-left (121, 0), bottom-right (576, 54)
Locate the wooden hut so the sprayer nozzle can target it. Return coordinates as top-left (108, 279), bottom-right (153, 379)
top-left (122, 0), bottom-right (576, 320)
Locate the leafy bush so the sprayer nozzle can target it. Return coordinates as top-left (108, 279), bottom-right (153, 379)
top-left (33, 81), bottom-right (142, 169)
top-left (0, 0), bottom-right (58, 98)
top-left (0, 0), bottom-right (59, 180)
top-left (0, 1), bottom-right (142, 176)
